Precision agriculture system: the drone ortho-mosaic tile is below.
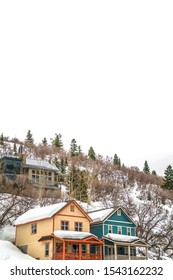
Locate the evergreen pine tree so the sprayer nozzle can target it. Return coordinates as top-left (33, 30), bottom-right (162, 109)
top-left (152, 170), bottom-right (157, 175)
top-left (13, 143), bottom-right (17, 153)
top-left (88, 146), bottom-right (96, 160)
top-left (0, 133), bottom-right (4, 145)
top-left (67, 165), bottom-right (88, 202)
top-left (18, 145), bottom-right (23, 154)
top-left (42, 137), bottom-right (47, 146)
top-left (51, 133), bottom-right (63, 148)
top-left (70, 138), bottom-right (78, 157)
top-left (78, 145), bottom-right (82, 155)
top-left (25, 130), bottom-right (34, 144)
top-left (143, 160), bottom-right (150, 174)
top-left (113, 153), bottom-right (121, 167)
top-left (113, 153), bottom-right (119, 165)
top-left (162, 165), bottom-right (173, 190)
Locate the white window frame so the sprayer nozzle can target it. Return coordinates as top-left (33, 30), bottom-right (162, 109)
top-left (108, 225), bottom-right (113, 233)
top-left (31, 223), bottom-right (37, 234)
top-left (45, 243), bottom-right (49, 257)
top-left (117, 226), bottom-right (122, 234)
top-left (127, 227), bottom-right (131, 236)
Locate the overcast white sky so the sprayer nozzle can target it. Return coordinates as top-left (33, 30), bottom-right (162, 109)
top-left (0, 1), bottom-right (173, 176)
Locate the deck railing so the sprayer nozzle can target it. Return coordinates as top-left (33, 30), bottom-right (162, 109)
top-left (104, 254), bottom-right (146, 260)
top-left (53, 252), bottom-right (100, 260)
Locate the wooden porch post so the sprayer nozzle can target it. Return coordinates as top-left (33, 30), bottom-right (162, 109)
top-left (79, 243), bottom-right (82, 260)
top-left (62, 241), bottom-right (65, 260)
top-left (128, 245), bottom-right (131, 260)
top-left (103, 244), bottom-right (105, 260)
top-left (114, 243), bottom-right (117, 260)
top-left (99, 244), bottom-right (103, 260)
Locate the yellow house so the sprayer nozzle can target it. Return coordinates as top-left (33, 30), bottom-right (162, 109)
top-left (15, 200), bottom-right (103, 260)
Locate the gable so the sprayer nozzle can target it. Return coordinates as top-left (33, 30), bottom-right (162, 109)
top-left (106, 208), bottom-right (136, 226)
top-left (57, 201), bottom-right (92, 221)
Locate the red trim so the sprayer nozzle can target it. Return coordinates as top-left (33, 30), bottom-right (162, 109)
top-left (57, 213), bottom-right (87, 218)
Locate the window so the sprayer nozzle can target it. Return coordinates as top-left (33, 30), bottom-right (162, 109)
top-left (18, 245), bottom-right (28, 254)
top-left (70, 205), bottom-right (75, 212)
top-left (117, 209), bottom-right (121, 216)
top-left (31, 223), bottom-right (37, 234)
top-left (127, 227), bottom-right (131, 236)
top-left (72, 244), bottom-right (79, 253)
top-left (75, 222), bottom-right (82, 231)
top-left (82, 245), bottom-right (86, 253)
top-left (45, 243), bottom-right (49, 257)
top-left (56, 243), bottom-right (62, 253)
top-left (108, 225), bottom-right (113, 233)
top-left (61, 221), bottom-right (69, 230)
top-left (117, 226), bottom-right (122, 234)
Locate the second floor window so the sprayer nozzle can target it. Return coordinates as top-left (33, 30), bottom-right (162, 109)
top-left (61, 221), bottom-right (69, 230)
top-left (75, 222), bottom-right (82, 231)
top-left (108, 225), bottom-right (113, 233)
top-left (31, 223), bottom-right (37, 234)
top-left (117, 226), bottom-right (122, 235)
top-left (127, 227), bottom-right (131, 236)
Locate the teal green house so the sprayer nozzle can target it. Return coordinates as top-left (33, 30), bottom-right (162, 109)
top-left (0, 156), bottom-right (22, 180)
top-left (88, 207), bottom-right (149, 260)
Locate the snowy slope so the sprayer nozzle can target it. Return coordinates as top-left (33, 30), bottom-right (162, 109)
top-left (0, 240), bottom-right (34, 260)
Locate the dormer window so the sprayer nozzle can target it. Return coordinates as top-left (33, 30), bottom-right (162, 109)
top-left (117, 209), bottom-right (121, 216)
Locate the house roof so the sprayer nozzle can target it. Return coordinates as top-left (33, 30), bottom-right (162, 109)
top-left (103, 233), bottom-right (150, 246)
top-left (88, 208), bottom-right (114, 223)
top-left (104, 233), bottom-right (140, 243)
top-left (53, 230), bottom-right (96, 240)
top-left (38, 235), bottom-right (53, 242)
top-left (88, 207), bottom-right (136, 225)
top-left (14, 201), bottom-right (67, 225)
top-left (25, 158), bottom-right (59, 172)
top-left (14, 200), bottom-right (92, 226)
top-left (52, 230), bottom-right (103, 244)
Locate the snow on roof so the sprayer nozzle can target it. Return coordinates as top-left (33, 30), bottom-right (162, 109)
top-left (104, 233), bottom-right (140, 243)
top-left (0, 240), bottom-right (34, 260)
top-left (88, 208), bottom-right (114, 223)
top-left (14, 201), bottom-right (67, 225)
top-left (53, 230), bottom-right (96, 240)
top-left (25, 158), bottom-right (59, 171)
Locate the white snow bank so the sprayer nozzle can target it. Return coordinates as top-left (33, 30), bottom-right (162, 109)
top-left (0, 240), bottom-right (34, 260)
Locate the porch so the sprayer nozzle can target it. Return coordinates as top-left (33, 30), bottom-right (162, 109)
top-left (103, 233), bottom-right (150, 260)
top-left (52, 230), bottom-right (103, 260)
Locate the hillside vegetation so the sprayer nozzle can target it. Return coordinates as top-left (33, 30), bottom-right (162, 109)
top-left (0, 132), bottom-right (173, 259)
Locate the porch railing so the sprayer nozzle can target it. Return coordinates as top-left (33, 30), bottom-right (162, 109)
top-left (104, 254), bottom-right (146, 260)
top-left (53, 252), bottom-right (100, 260)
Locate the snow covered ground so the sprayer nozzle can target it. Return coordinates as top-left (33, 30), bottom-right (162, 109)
top-left (0, 225), bottom-right (34, 260)
top-left (0, 240), bottom-right (34, 260)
